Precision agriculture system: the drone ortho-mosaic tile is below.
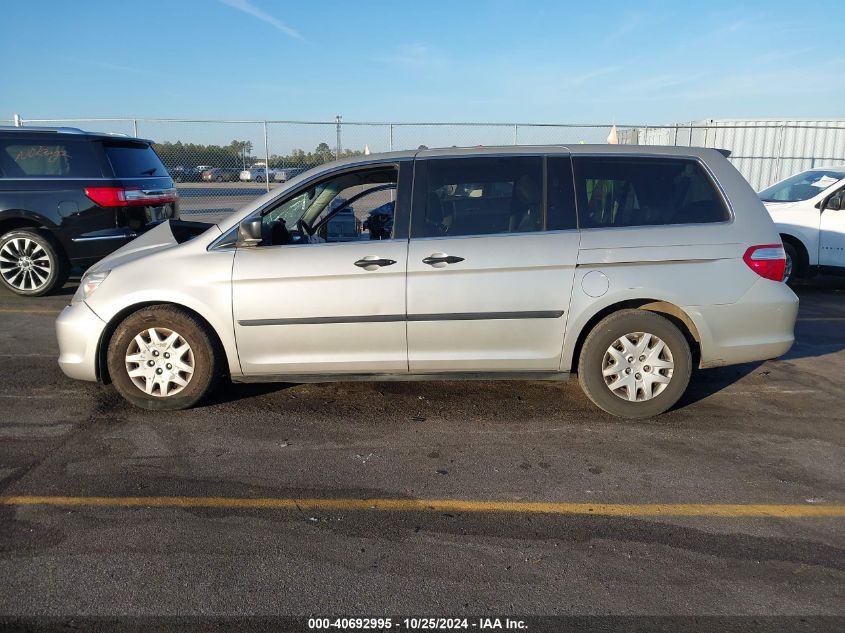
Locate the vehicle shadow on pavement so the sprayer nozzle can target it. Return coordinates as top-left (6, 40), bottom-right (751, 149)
top-left (204, 381), bottom-right (297, 406)
top-left (673, 363), bottom-right (762, 410)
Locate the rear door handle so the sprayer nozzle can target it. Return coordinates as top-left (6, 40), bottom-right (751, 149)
top-left (354, 257), bottom-right (396, 270)
top-left (422, 253), bottom-right (465, 267)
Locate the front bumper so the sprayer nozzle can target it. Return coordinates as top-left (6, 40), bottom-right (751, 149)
top-left (686, 279), bottom-right (799, 368)
top-left (56, 301), bottom-right (107, 382)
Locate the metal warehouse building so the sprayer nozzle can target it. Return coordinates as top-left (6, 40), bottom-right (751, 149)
top-left (620, 119), bottom-right (845, 190)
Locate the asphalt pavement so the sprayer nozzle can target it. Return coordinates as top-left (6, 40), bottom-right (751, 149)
top-left (0, 274), bottom-right (843, 625)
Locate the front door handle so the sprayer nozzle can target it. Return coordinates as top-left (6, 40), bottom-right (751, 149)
top-left (354, 257), bottom-right (396, 270)
top-left (422, 253), bottom-right (465, 267)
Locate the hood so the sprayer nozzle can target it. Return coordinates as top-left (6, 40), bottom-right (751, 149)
top-left (89, 221), bottom-right (220, 273)
top-left (762, 200), bottom-right (803, 212)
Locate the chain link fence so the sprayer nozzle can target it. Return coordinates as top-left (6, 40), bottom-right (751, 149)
top-left (8, 116), bottom-right (845, 222)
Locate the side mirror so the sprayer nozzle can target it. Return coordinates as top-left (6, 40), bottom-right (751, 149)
top-left (825, 194), bottom-right (843, 211)
top-left (236, 218), bottom-right (263, 247)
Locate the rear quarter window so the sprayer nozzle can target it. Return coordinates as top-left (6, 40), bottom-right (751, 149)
top-left (103, 142), bottom-right (168, 178)
top-left (572, 157), bottom-right (730, 228)
top-left (0, 140), bottom-right (101, 178)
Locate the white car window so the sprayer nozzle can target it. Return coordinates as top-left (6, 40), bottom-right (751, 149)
top-left (758, 170), bottom-right (845, 202)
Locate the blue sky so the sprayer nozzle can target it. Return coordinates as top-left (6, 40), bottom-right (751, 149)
top-left (1, 0), bottom-right (844, 125)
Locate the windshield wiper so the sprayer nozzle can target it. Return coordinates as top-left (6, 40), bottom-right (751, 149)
top-left (141, 167), bottom-right (158, 176)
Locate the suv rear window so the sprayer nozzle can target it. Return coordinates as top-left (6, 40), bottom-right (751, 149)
top-left (104, 142), bottom-right (168, 178)
top-left (573, 157), bottom-right (730, 228)
top-left (0, 140), bottom-right (101, 178)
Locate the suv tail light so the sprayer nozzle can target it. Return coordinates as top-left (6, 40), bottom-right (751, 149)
top-left (743, 244), bottom-right (786, 281)
top-left (84, 187), bottom-right (178, 208)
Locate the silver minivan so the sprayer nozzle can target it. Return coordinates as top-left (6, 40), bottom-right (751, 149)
top-left (56, 145), bottom-right (798, 418)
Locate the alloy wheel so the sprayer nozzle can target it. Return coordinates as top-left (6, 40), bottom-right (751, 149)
top-left (783, 252), bottom-right (793, 283)
top-left (0, 237), bottom-right (52, 292)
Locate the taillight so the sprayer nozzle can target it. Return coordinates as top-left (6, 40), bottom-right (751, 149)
top-left (84, 187), bottom-right (178, 207)
top-left (743, 244), bottom-right (786, 281)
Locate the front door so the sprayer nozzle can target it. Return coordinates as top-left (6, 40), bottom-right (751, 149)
top-left (820, 188), bottom-right (845, 268)
top-left (405, 154), bottom-right (579, 373)
top-left (232, 163), bottom-right (410, 375)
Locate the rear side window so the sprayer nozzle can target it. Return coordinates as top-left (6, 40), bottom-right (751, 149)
top-left (104, 142), bottom-right (168, 178)
top-left (415, 156), bottom-right (544, 238)
top-left (0, 140), bottom-right (101, 178)
top-left (573, 157), bottom-right (730, 228)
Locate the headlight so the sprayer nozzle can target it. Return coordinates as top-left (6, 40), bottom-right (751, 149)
top-left (72, 270), bottom-right (110, 304)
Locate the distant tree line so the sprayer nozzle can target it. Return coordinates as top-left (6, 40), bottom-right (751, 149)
top-left (153, 139), bottom-right (363, 169)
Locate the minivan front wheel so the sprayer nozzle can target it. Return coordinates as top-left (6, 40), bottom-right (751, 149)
top-left (0, 229), bottom-right (69, 296)
top-left (107, 305), bottom-right (221, 410)
top-left (578, 310), bottom-right (692, 418)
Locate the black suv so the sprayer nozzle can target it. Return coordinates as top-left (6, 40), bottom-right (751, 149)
top-left (0, 127), bottom-right (178, 296)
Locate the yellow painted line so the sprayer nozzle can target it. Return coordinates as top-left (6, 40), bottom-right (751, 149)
top-left (0, 308), bottom-right (61, 316)
top-left (0, 495), bottom-right (843, 517)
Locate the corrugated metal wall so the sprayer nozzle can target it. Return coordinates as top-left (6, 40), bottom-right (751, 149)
top-left (620, 120), bottom-right (845, 190)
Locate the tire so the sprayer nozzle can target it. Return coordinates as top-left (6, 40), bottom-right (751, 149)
top-left (782, 241), bottom-right (799, 285)
top-left (107, 305), bottom-right (222, 410)
top-left (215, 176), bottom-right (223, 182)
top-left (578, 309), bottom-right (692, 418)
top-left (0, 229), bottom-right (69, 297)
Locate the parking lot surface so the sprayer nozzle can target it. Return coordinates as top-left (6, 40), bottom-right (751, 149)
top-left (0, 274), bottom-right (843, 620)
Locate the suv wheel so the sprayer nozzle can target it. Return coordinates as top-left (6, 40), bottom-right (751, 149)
top-left (0, 229), bottom-right (69, 296)
top-left (107, 305), bottom-right (222, 410)
top-left (578, 309), bottom-right (692, 418)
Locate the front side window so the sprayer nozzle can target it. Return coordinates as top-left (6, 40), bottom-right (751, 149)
top-left (0, 140), bottom-right (100, 178)
top-left (758, 169), bottom-right (845, 202)
top-left (573, 157), bottom-right (730, 228)
top-left (258, 167), bottom-right (397, 246)
top-left (415, 156), bottom-right (544, 238)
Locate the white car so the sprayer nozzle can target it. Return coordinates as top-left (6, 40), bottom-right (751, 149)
top-left (240, 167), bottom-right (272, 182)
top-left (273, 167), bottom-right (306, 182)
top-left (759, 167), bottom-right (845, 284)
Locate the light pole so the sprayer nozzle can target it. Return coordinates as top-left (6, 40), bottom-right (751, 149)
top-left (335, 115), bottom-right (342, 160)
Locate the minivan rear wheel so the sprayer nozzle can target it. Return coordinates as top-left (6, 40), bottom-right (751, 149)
top-left (0, 229), bottom-right (69, 296)
top-left (578, 310), bottom-right (692, 418)
top-left (107, 305), bottom-right (221, 410)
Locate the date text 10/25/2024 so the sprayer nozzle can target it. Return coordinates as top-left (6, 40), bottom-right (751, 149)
top-left (307, 618), bottom-right (528, 630)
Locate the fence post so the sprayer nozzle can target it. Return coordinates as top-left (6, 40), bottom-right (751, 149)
top-left (389, 124), bottom-right (394, 152)
top-left (773, 123), bottom-right (787, 183)
top-left (263, 121), bottom-right (270, 192)
top-left (335, 115), bottom-right (342, 159)
top-left (13, 113), bottom-right (21, 127)
top-left (513, 124), bottom-right (519, 145)
top-left (673, 125), bottom-right (678, 146)
top-left (132, 119), bottom-right (138, 138)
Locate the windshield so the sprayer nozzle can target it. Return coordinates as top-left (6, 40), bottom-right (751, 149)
top-left (758, 170), bottom-right (845, 202)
